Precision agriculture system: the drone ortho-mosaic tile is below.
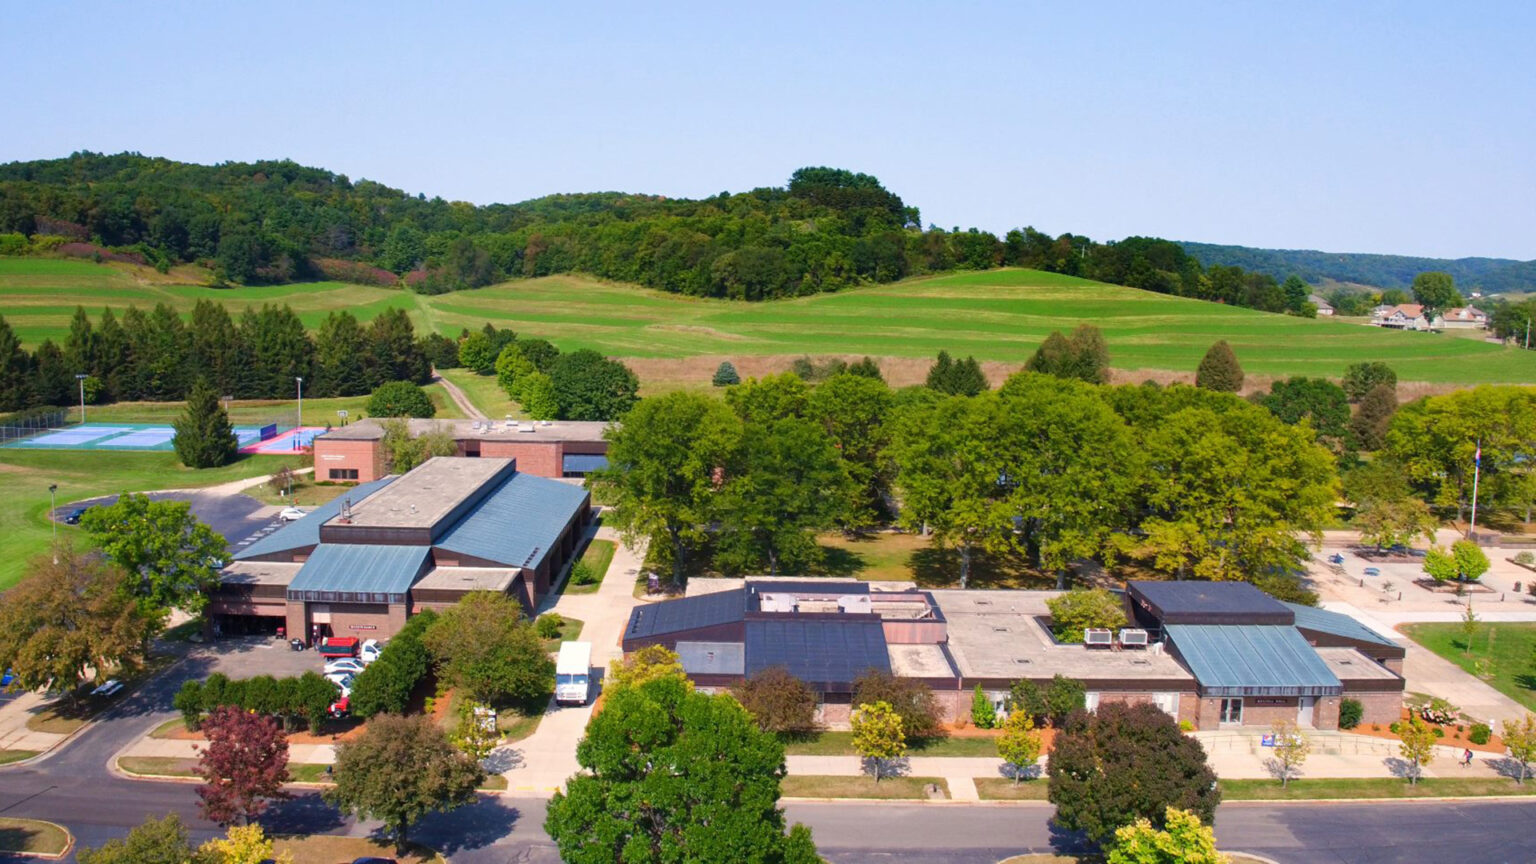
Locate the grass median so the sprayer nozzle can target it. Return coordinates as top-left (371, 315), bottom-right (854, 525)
top-left (1220, 777), bottom-right (1536, 800)
top-left (117, 756), bottom-right (507, 790)
top-left (0, 749), bottom-right (39, 766)
top-left (781, 774), bottom-right (949, 800)
top-left (0, 816), bottom-right (72, 857)
top-left (782, 731), bottom-right (999, 757)
top-left (564, 539), bottom-right (616, 595)
top-left (975, 777), bottom-right (1050, 800)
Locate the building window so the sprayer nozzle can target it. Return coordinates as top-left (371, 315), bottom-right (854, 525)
top-left (328, 468), bottom-right (359, 480)
top-left (1219, 697), bottom-right (1243, 724)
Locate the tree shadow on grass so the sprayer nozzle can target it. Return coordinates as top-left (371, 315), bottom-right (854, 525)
top-left (908, 546), bottom-right (1056, 590)
top-left (811, 544), bottom-right (865, 578)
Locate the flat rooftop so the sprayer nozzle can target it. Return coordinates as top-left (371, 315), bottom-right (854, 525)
top-left (413, 566), bottom-right (519, 594)
top-left (320, 418), bottom-right (609, 443)
top-left (1315, 647), bottom-right (1402, 682)
top-left (1128, 580), bottom-right (1293, 625)
top-left (888, 643), bottom-right (955, 679)
top-left (932, 589), bottom-right (1194, 686)
top-left (220, 560), bottom-right (301, 586)
top-left (336, 457), bottom-right (512, 529)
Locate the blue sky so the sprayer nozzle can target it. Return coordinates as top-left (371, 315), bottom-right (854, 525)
top-left (2, 1), bottom-right (1532, 259)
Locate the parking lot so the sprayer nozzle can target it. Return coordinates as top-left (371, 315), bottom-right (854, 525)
top-left (190, 634), bottom-right (342, 680)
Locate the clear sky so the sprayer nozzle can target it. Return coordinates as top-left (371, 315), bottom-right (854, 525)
top-left (3, 1), bottom-right (1532, 259)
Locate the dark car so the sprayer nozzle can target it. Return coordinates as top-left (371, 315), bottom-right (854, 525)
top-left (61, 507), bottom-right (89, 525)
top-left (1363, 567), bottom-right (1382, 577)
top-left (1327, 553), bottom-right (1345, 565)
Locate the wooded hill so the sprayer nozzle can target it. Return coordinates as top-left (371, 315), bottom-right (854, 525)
top-left (1181, 241), bottom-right (1536, 295)
top-left (1, 152), bottom-right (1305, 314)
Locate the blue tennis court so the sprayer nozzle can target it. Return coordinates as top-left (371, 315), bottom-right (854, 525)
top-left (2, 423), bottom-right (275, 451)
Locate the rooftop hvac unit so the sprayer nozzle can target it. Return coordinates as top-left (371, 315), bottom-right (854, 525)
top-left (1119, 628), bottom-right (1149, 648)
top-left (1084, 628), bottom-right (1114, 648)
top-left (518, 423), bottom-right (536, 433)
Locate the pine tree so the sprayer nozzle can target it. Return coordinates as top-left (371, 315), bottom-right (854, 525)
top-left (1195, 340), bottom-right (1243, 392)
top-left (174, 377), bottom-right (239, 468)
top-left (1350, 382), bottom-right (1397, 451)
top-left (712, 361), bottom-right (741, 387)
top-left (925, 351), bottom-right (954, 391)
top-left (0, 315), bottom-right (32, 411)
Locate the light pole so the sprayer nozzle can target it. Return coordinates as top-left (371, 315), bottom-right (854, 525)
top-left (75, 373), bottom-right (88, 425)
top-left (295, 377), bottom-right (304, 432)
top-left (48, 483), bottom-right (57, 563)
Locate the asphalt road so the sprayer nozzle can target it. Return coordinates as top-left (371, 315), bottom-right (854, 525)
top-left (5, 652), bottom-right (1536, 863)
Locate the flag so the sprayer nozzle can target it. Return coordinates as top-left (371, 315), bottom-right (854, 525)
top-left (1475, 444), bottom-right (1481, 466)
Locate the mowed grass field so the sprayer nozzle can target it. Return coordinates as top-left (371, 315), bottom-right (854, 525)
top-left (3, 257), bottom-right (1534, 385)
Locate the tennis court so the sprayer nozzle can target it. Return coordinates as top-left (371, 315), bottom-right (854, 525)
top-left (0, 422), bottom-right (319, 453)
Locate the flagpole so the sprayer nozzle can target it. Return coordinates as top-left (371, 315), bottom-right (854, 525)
top-left (1468, 438), bottom-right (1481, 540)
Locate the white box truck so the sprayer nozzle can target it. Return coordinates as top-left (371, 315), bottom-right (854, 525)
top-left (555, 641), bottom-right (592, 706)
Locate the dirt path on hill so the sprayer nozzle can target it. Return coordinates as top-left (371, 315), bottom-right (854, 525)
top-left (432, 367), bottom-right (486, 419)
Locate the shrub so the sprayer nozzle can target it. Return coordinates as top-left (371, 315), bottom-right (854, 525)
top-left (536, 613), bottom-right (565, 640)
top-left (1046, 588), bottom-right (1127, 643)
top-left (1470, 723), bottom-right (1492, 745)
top-left (1516, 551), bottom-right (1535, 566)
top-left (569, 559), bottom-right (598, 586)
top-left (852, 669), bottom-right (940, 738)
top-left (1339, 698), bottom-right (1363, 730)
top-left (366, 380), bottom-right (436, 418)
top-left (970, 685), bottom-right (997, 729)
top-left (175, 680), bottom-right (205, 730)
top-left (1179, 719), bottom-right (1195, 732)
top-left (1433, 726), bottom-right (1445, 738)
top-left (1389, 721), bottom-right (1402, 735)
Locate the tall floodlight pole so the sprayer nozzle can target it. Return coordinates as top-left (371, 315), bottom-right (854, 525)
top-left (48, 483), bottom-right (58, 563)
top-left (75, 373), bottom-right (88, 424)
top-left (1468, 438), bottom-right (1482, 540)
top-left (295, 377), bottom-right (304, 432)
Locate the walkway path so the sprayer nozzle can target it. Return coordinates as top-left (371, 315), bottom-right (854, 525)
top-left (0, 691), bottom-right (69, 756)
top-left (432, 367), bottom-right (487, 419)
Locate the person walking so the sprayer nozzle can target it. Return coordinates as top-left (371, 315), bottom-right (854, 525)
top-left (1462, 748), bottom-right (1474, 768)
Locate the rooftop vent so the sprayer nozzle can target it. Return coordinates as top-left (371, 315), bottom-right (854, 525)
top-left (1119, 628), bottom-right (1149, 648)
top-left (1014, 658), bottom-right (1032, 664)
top-left (993, 626), bottom-right (1010, 633)
top-left (1084, 628), bottom-right (1114, 648)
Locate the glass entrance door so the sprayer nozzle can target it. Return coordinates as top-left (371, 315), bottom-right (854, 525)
top-left (1219, 697), bottom-right (1243, 724)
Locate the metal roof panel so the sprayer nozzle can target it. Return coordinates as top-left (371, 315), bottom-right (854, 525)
top-left (233, 476), bottom-right (397, 560)
top-left (287, 544), bottom-right (430, 596)
top-left (744, 618), bottom-right (891, 691)
top-left (433, 472), bottom-right (589, 569)
top-left (1164, 624), bottom-right (1341, 697)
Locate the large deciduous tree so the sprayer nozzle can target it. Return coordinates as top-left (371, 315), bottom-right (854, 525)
top-left (715, 416), bottom-right (846, 575)
top-left (0, 546), bottom-right (146, 696)
top-left (194, 705), bottom-right (291, 825)
top-left (324, 714), bottom-right (484, 852)
top-left (806, 372), bottom-right (895, 531)
top-left (1046, 589), bottom-right (1128, 643)
top-left (80, 494), bottom-right (226, 635)
top-left (852, 669), bottom-right (940, 738)
top-left (420, 592), bottom-right (553, 707)
top-left (1260, 377), bottom-right (1350, 450)
top-left (592, 392), bottom-right (740, 584)
top-left (1048, 702), bottom-right (1220, 844)
top-left (173, 376), bottom-right (239, 468)
top-left (545, 676), bottom-right (819, 863)
top-left (1411, 271), bottom-right (1463, 318)
top-left (1342, 362), bottom-right (1397, 402)
top-left (733, 666), bottom-right (818, 733)
top-left (366, 380), bottom-right (436, 418)
top-left (76, 814), bottom-right (199, 864)
top-left (1343, 460), bottom-right (1436, 550)
top-left (1349, 382), bottom-right (1398, 451)
top-left (1025, 325), bottom-right (1111, 384)
top-left (1387, 386), bottom-right (1536, 522)
top-left (549, 349), bottom-right (638, 421)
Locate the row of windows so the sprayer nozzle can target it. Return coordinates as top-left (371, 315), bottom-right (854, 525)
top-left (287, 590), bottom-right (402, 604)
top-left (328, 468), bottom-right (359, 480)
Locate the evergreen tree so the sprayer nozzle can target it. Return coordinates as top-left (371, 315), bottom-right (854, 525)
top-left (95, 307), bottom-right (127, 402)
top-left (241, 305), bottom-right (312, 399)
top-left (63, 305), bottom-right (98, 377)
top-left (31, 339), bottom-right (72, 406)
top-left (313, 311), bottom-right (370, 397)
top-left (1026, 325), bottom-right (1110, 384)
top-left (847, 356), bottom-right (884, 381)
top-left (925, 350), bottom-right (954, 391)
top-left (712, 361), bottom-right (741, 387)
top-left (366, 308), bottom-right (429, 387)
top-left (0, 315), bottom-right (31, 411)
top-left (1342, 361), bottom-right (1397, 402)
top-left (1350, 382), bottom-right (1398, 451)
top-left (1194, 340), bottom-right (1243, 392)
top-left (927, 351), bottom-right (987, 396)
top-left (188, 301), bottom-right (241, 397)
top-left (174, 377), bottom-right (239, 468)
top-left (1282, 275), bottom-right (1311, 312)
top-left (143, 303), bottom-right (190, 400)
top-left (119, 305), bottom-right (152, 401)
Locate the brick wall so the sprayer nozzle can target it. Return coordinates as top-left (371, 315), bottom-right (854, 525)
top-left (1351, 690), bottom-right (1402, 727)
top-left (480, 441), bottom-right (562, 477)
top-left (314, 439), bottom-right (385, 482)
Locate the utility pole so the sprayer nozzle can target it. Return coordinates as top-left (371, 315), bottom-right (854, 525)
top-left (295, 377), bottom-right (304, 432)
top-left (48, 483), bottom-right (58, 563)
top-left (75, 373), bottom-right (88, 424)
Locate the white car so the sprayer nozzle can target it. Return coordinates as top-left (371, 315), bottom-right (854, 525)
top-left (359, 638), bottom-right (384, 664)
top-left (324, 672), bottom-right (354, 696)
top-left (325, 659), bottom-right (367, 676)
top-left (278, 506), bottom-right (307, 523)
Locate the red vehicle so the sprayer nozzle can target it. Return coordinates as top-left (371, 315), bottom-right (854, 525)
top-left (317, 636), bottom-right (359, 658)
top-left (329, 695), bottom-right (350, 718)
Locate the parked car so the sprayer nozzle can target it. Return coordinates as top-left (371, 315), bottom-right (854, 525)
top-left (62, 507), bottom-right (89, 525)
top-left (278, 506), bottom-right (307, 523)
top-left (1363, 567), bottom-right (1381, 577)
top-left (324, 672), bottom-right (355, 695)
top-left (91, 679), bottom-right (124, 698)
top-left (325, 659), bottom-right (367, 676)
top-left (1, 668), bottom-right (13, 687)
top-left (1327, 553), bottom-right (1345, 565)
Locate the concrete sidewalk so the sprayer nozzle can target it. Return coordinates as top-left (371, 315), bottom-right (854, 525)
top-left (0, 691), bottom-right (70, 756)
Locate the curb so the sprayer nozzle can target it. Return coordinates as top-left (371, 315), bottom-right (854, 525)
top-left (0, 817), bottom-right (75, 860)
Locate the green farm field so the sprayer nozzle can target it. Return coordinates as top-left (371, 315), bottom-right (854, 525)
top-left (3, 257), bottom-right (1533, 385)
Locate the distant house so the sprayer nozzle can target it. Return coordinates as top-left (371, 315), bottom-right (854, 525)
top-left (1371, 303), bottom-right (1435, 331)
top-left (1309, 294), bottom-right (1335, 316)
top-left (1440, 306), bottom-right (1488, 330)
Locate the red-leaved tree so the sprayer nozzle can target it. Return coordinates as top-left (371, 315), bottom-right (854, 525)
top-left (195, 705), bottom-right (291, 825)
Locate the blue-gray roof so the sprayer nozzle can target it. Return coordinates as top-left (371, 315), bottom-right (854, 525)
top-left (433, 472), bottom-right (590, 569)
top-left (1129, 580), bottom-right (1291, 625)
top-left (234, 476), bottom-right (397, 560)
top-left (1284, 603), bottom-right (1401, 650)
top-left (1164, 624), bottom-right (1342, 697)
top-left (286, 544), bottom-right (430, 597)
top-left (745, 618), bottom-right (890, 692)
top-left (562, 454), bottom-right (609, 474)
top-left (625, 590), bottom-right (748, 643)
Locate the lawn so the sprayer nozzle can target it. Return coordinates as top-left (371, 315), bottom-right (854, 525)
top-left (245, 474), bottom-right (352, 508)
top-left (1399, 622), bottom-right (1536, 712)
top-left (563, 538), bottom-right (617, 595)
top-left (0, 448), bottom-right (290, 590)
top-left (4, 258), bottom-right (1531, 386)
top-left (780, 774), bottom-right (949, 800)
top-left (0, 749), bottom-right (39, 766)
top-left (539, 615), bottom-right (585, 652)
top-left (0, 816), bottom-right (72, 857)
top-left (974, 777), bottom-right (1051, 800)
top-left (1219, 776), bottom-right (1536, 800)
top-left (83, 387), bottom-right (463, 428)
top-left (274, 834), bottom-right (445, 864)
top-left (782, 730), bottom-right (1002, 758)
